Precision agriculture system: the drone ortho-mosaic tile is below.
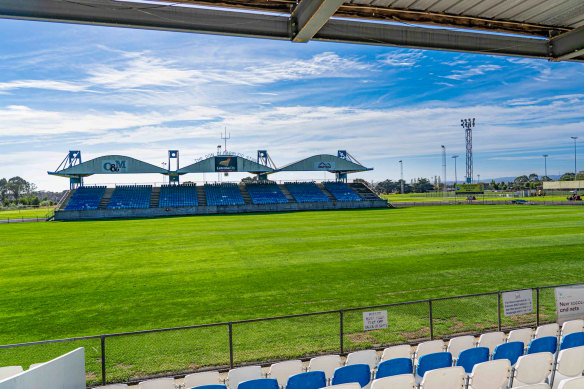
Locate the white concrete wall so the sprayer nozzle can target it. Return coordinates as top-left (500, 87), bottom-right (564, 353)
top-left (0, 348), bottom-right (85, 389)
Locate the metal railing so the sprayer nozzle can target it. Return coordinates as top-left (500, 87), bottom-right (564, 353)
top-left (0, 282), bottom-right (581, 386)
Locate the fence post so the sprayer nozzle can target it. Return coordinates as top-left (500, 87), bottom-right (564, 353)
top-left (339, 310), bottom-right (344, 354)
top-left (497, 292), bottom-right (502, 331)
top-left (228, 323), bottom-right (234, 369)
top-left (428, 300), bottom-right (434, 340)
top-left (536, 288), bottom-right (540, 327)
top-left (100, 335), bottom-right (106, 385)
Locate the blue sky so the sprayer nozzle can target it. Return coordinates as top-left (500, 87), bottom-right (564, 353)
top-left (0, 17), bottom-right (583, 191)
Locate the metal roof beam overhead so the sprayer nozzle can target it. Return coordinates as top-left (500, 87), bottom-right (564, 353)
top-left (550, 25), bottom-right (584, 61)
top-left (0, 0), bottom-right (290, 40)
top-left (291, 0), bottom-right (346, 42)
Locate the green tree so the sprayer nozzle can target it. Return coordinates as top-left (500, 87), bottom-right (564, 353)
top-left (411, 178), bottom-right (433, 193)
top-left (7, 176), bottom-right (28, 202)
top-left (560, 172), bottom-right (575, 181)
top-left (0, 178), bottom-right (7, 203)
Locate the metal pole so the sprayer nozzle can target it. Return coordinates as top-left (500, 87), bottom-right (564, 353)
top-left (428, 300), bottom-right (434, 340)
top-left (452, 155), bottom-right (459, 186)
top-left (543, 154), bottom-right (548, 179)
top-left (228, 323), bottom-right (234, 368)
top-left (399, 160), bottom-right (404, 195)
top-left (441, 145), bottom-right (447, 200)
top-left (536, 288), bottom-right (540, 327)
top-left (100, 335), bottom-right (106, 385)
top-left (339, 310), bottom-right (344, 354)
top-left (497, 292), bottom-right (502, 331)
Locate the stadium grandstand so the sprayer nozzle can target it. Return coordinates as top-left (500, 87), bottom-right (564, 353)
top-left (48, 150), bottom-right (386, 220)
top-left (3, 320), bottom-right (584, 388)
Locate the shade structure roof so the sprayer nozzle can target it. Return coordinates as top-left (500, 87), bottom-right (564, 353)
top-left (1, 0), bottom-right (584, 62)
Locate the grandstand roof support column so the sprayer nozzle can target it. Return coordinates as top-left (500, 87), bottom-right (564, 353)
top-left (291, 0), bottom-right (345, 43)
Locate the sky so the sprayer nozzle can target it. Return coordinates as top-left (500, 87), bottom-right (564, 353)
top-left (0, 16), bottom-right (583, 191)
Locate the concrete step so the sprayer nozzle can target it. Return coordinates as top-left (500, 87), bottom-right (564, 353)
top-left (98, 188), bottom-right (114, 209)
top-left (317, 183), bottom-right (337, 201)
top-left (196, 186), bottom-right (207, 206)
top-left (150, 187), bottom-right (161, 208)
top-left (278, 184), bottom-right (297, 203)
top-left (238, 184), bottom-right (252, 205)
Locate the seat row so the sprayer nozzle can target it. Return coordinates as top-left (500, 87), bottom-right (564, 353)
top-left (108, 185), bottom-right (152, 209)
top-left (159, 185), bottom-right (198, 207)
top-left (204, 183), bottom-right (245, 206)
top-left (64, 186), bottom-right (106, 210)
top-left (246, 183), bottom-right (288, 205)
top-left (322, 182), bottom-right (362, 202)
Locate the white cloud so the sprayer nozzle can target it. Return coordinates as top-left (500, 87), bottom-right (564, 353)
top-left (0, 80), bottom-right (87, 92)
top-left (378, 51), bottom-right (424, 67)
top-left (443, 64), bottom-right (502, 80)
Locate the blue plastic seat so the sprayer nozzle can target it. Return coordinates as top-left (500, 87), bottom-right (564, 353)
top-left (375, 357), bottom-right (413, 379)
top-left (416, 352), bottom-right (453, 378)
top-left (527, 336), bottom-right (558, 354)
top-left (560, 332), bottom-right (584, 350)
top-left (191, 385), bottom-right (227, 389)
top-left (237, 378), bottom-right (278, 389)
top-left (286, 371), bottom-right (326, 389)
top-left (455, 347), bottom-right (489, 373)
top-left (493, 341), bottom-right (524, 366)
top-left (331, 364), bottom-right (371, 388)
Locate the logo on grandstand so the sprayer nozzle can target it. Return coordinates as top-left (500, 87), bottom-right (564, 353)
top-left (315, 161), bottom-right (335, 170)
top-left (215, 156), bottom-right (237, 172)
top-left (102, 160), bottom-right (127, 173)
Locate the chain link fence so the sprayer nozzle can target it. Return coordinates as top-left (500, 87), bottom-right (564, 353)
top-left (1, 283), bottom-right (581, 387)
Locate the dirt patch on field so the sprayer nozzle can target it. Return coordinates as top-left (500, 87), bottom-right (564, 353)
top-left (400, 327), bottom-right (430, 341)
top-left (346, 332), bottom-right (376, 343)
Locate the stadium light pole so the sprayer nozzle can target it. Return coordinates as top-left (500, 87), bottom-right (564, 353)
top-left (161, 162), bottom-right (167, 185)
top-left (542, 154), bottom-right (548, 179)
top-left (452, 155), bottom-right (459, 186)
top-left (571, 137), bottom-right (578, 182)
top-left (399, 160), bottom-right (404, 195)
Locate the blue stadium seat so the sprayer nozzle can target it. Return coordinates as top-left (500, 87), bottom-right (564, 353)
top-left (237, 378), bottom-right (278, 389)
top-left (375, 357), bottom-right (413, 379)
top-left (527, 336), bottom-right (558, 354)
top-left (190, 386), bottom-right (227, 389)
top-left (455, 347), bottom-right (489, 373)
top-left (204, 184), bottom-right (245, 206)
top-left (284, 182), bottom-right (330, 203)
top-left (286, 371), bottom-right (326, 389)
top-left (331, 364), bottom-right (371, 388)
top-left (107, 185), bottom-right (152, 209)
top-left (493, 341), bottom-right (524, 366)
top-left (323, 182), bottom-right (362, 202)
top-left (416, 352), bottom-right (452, 378)
top-left (64, 186), bottom-right (106, 210)
top-left (246, 183), bottom-right (288, 205)
top-left (159, 184), bottom-right (198, 207)
top-left (560, 332), bottom-right (584, 350)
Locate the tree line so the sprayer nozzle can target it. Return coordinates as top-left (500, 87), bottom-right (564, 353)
top-left (0, 177), bottom-right (63, 207)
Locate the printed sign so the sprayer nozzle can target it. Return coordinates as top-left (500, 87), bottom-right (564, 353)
top-left (314, 161), bottom-right (335, 170)
top-left (555, 286), bottom-right (584, 325)
top-left (502, 289), bottom-right (533, 317)
top-left (455, 183), bottom-right (485, 194)
top-left (215, 156), bottom-right (237, 172)
top-left (363, 310), bottom-right (388, 331)
top-left (102, 160), bottom-right (127, 173)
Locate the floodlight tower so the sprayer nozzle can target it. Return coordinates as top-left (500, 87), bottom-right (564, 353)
top-left (452, 155), bottom-right (459, 185)
top-left (399, 160), bottom-right (404, 195)
top-left (542, 154), bottom-right (549, 179)
top-left (571, 137), bottom-right (578, 181)
top-left (461, 118), bottom-right (475, 184)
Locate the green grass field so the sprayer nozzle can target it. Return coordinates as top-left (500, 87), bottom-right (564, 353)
top-left (1, 205), bottom-right (583, 384)
top-left (382, 193), bottom-right (570, 203)
top-left (0, 207), bottom-right (55, 220)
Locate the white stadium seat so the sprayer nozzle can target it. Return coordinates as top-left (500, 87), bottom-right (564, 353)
top-left (468, 359), bottom-right (511, 389)
top-left (381, 345), bottom-right (412, 361)
top-left (268, 360), bottom-right (303, 387)
top-left (184, 371), bottom-right (221, 388)
top-left (557, 377), bottom-right (584, 389)
top-left (477, 332), bottom-right (506, 356)
top-left (138, 377), bottom-right (175, 389)
top-left (226, 366), bottom-right (263, 389)
top-left (512, 352), bottom-right (554, 387)
top-left (94, 385), bottom-right (129, 389)
top-left (328, 384), bottom-right (362, 389)
top-left (535, 324), bottom-right (560, 339)
top-left (551, 346), bottom-right (584, 389)
top-left (346, 349), bottom-right (378, 370)
top-left (561, 320), bottom-right (584, 337)
top-left (420, 366), bottom-right (465, 389)
top-left (447, 336), bottom-right (476, 359)
top-left (508, 328), bottom-right (533, 349)
top-left (308, 355), bottom-right (342, 382)
top-left (514, 385), bottom-right (551, 389)
top-left (415, 340), bottom-right (445, 360)
top-left (0, 366), bottom-right (24, 380)
top-left (371, 374), bottom-right (416, 389)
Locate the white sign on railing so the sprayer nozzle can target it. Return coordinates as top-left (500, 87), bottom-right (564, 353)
top-left (555, 286), bottom-right (584, 325)
top-left (363, 310), bottom-right (388, 331)
top-left (502, 289), bottom-right (533, 317)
